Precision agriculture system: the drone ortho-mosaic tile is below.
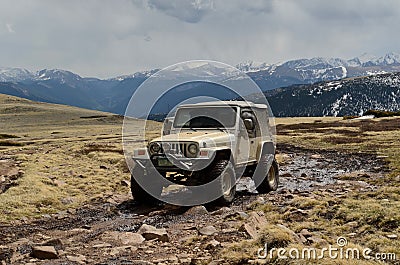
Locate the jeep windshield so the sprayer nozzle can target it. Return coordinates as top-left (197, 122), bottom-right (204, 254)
top-left (173, 106), bottom-right (237, 129)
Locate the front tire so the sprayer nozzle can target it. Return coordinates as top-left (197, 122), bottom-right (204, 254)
top-left (130, 166), bottom-right (162, 204)
top-left (204, 159), bottom-right (236, 205)
top-left (256, 159), bottom-right (279, 194)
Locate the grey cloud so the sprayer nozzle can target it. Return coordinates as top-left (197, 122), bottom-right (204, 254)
top-left (294, 0), bottom-right (400, 20)
top-left (0, 0), bottom-right (400, 78)
top-left (216, 0), bottom-right (273, 15)
top-left (145, 0), bottom-right (214, 23)
top-left (137, 0), bottom-right (273, 23)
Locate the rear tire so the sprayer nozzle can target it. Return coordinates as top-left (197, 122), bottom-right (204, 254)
top-left (130, 166), bottom-right (162, 204)
top-left (256, 159), bottom-right (279, 194)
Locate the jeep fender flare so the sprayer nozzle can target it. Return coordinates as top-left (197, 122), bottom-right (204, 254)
top-left (253, 141), bottom-right (276, 188)
top-left (257, 141), bottom-right (275, 161)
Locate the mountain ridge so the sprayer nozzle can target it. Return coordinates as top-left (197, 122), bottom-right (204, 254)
top-left (1, 52), bottom-right (400, 116)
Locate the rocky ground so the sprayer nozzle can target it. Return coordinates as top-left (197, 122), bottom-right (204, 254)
top-left (1, 96), bottom-right (398, 264)
top-left (0, 144), bottom-right (393, 265)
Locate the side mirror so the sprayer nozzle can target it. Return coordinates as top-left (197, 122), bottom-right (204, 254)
top-left (162, 119), bottom-right (173, 135)
top-left (243, 118), bottom-right (255, 130)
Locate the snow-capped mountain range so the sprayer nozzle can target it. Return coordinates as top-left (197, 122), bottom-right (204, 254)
top-left (237, 52), bottom-right (400, 73)
top-left (2, 52), bottom-right (400, 84)
top-left (236, 52), bottom-right (400, 89)
top-left (0, 52), bottom-right (399, 116)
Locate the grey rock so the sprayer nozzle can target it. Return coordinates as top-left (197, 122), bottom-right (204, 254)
top-left (66, 255), bottom-right (86, 264)
top-left (31, 246), bottom-right (58, 259)
top-left (40, 238), bottom-right (63, 250)
top-left (184, 206), bottom-right (209, 216)
top-left (101, 231), bottom-right (145, 245)
top-left (205, 239), bottom-right (221, 249)
top-left (210, 207), bottom-right (231, 216)
top-left (239, 211), bottom-right (267, 239)
top-left (299, 229), bottom-right (312, 238)
top-left (119, 232), bottom-right (145, 245)
top-left (223, 211), bottom-right (249, 220)
top-left (93, 243), bottom-right (112, 248)
top-left (198, 226), bottom-right (218, 236)
top-left (138, 224), bottom-right (169, 242)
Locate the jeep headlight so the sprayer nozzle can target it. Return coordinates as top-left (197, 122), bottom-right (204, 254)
top-left (149, 142), bottom-right (161, 155)
top-left (187, 143), bottom-right (198, 156)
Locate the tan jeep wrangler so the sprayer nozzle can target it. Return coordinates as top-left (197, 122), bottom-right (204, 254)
top-left (131, 101), bottom-right (279, 205)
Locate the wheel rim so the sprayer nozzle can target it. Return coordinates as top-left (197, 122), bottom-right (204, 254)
top-left (222, 170), bottom-right (233, 196)
top-left (268, 165), bottom-right (276, 187)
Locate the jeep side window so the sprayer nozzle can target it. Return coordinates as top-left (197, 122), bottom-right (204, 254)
top-left (241, 110), bottom-right (257, 138)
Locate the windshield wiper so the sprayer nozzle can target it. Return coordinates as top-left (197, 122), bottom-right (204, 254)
top-left (189, 127), bottom-right (197, 132)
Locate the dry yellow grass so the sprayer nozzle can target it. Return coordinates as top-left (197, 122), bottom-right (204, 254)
top-left (0, 94), bottom-right (159, 221)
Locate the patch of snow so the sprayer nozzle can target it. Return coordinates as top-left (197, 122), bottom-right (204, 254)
top-left (353, 115), bottom-right (375, 120)
top-left (366, 70), bottom-right (388, 76)
top-left (341, 66), bottom-right (347, 78)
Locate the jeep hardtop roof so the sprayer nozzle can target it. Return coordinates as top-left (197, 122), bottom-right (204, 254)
top-left (178, 101), bottom-right (268, 109)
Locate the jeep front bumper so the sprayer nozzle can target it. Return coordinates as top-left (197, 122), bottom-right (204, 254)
top-left (132, 148), bottom-right (216, 172)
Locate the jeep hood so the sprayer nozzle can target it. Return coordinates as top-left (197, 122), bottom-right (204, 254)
top-left (152, 131), bottom-right (235, 146)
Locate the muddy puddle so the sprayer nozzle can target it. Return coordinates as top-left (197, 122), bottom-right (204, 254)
top-left (277, 144), bottom-right (389, 191)
top-left (159, 144), bottom-right (388, 199)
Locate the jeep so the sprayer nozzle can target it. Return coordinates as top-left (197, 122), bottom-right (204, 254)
top-left (131, 101), bottom-right (279, 205)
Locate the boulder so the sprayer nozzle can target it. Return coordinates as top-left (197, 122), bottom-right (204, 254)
top-left (40, 238), bottom-right (63, 250)
top-left (239, 211), bottom-right (267, 239)
top-left (101, 231), bottom-right (145, 245)
top-left (198, 226), bottom-right (218, 236)
top-left (31, 246), bottom-right (58, 259)
top-left (184, 206), bottom-right (209, 216)
top-left (138, 224), bottom-right (169, 242)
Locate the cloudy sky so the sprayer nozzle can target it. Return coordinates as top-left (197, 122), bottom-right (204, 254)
top-left (1, 0), bottom-right (400, 78)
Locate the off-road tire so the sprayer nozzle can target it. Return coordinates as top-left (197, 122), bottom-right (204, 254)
top-left (130, 166), bottom-right (162, 204)
top-left (204, 159), bottom-right (236, 205)
top-left (256, 159), bottom-right (279, 194)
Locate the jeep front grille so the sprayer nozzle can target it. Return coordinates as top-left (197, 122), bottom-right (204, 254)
top-left (165, 142), bottom-right (188, 157)
top-left (156, 142), bottom-right (190, 157)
